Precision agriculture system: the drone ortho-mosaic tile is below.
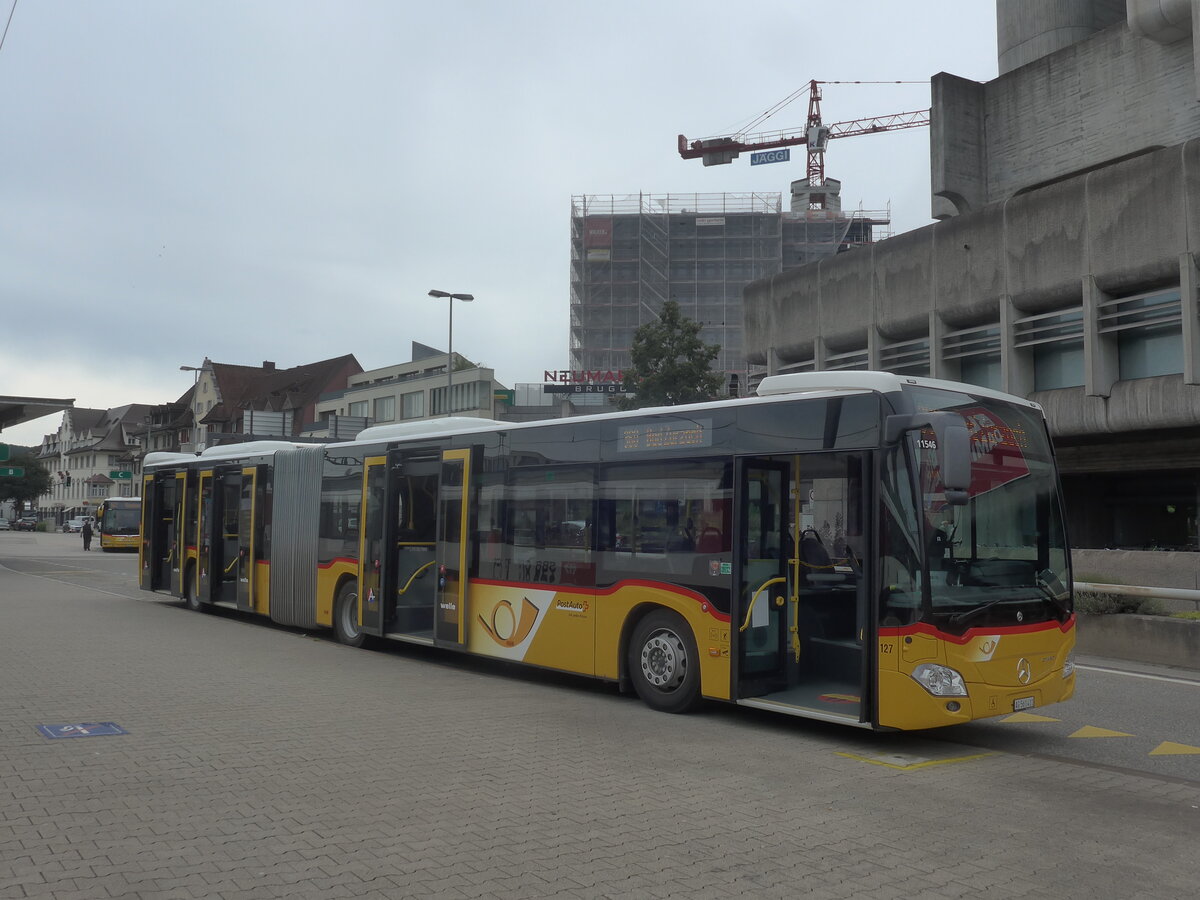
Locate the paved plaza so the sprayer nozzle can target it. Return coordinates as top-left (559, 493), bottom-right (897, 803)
top-left (1, 533), bottom-right (1198, 899)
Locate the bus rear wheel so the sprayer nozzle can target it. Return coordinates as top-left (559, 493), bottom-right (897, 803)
top-left (628, 609), bottom-right (701, 713)
top-left (333, 582), bottom-right (365, 647)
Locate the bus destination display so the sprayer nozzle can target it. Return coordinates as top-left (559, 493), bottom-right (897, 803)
top-left (618, 418), bottom-right (712, 453)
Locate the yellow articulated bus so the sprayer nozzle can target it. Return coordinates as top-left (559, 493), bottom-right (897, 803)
top-left (140, 371), bottom-right (1076, 730)
top-left (95, 496), bottom-right (141, 551)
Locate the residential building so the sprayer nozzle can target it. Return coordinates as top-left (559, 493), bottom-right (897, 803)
top-left (34, 404), bottom-right (156, 526)
top-left (186, 354), bottom-right (362, 449)
top-left (308, 343), bottom-right (501, 438)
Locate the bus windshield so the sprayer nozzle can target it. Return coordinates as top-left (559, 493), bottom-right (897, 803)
top-left (100, 502), bottom-right (141, 535)
top-left (906, 385), bottom-right (1071, 633)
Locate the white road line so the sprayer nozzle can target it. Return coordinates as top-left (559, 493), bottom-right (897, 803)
top-left (1077, 663), bottom-right (1200, 687)
top-left (0, 561), bottom-right (146, 601)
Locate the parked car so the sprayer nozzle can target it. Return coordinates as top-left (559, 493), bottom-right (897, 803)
top-left (62, 516), bottom-right (94, 533)
top-left (15, 516), bottom-right (38, 531)
top-left (0, 519), bottom-right (11, 530)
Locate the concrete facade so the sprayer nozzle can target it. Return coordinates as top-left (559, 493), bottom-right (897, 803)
top-left (743, 1), bottom-right (1200, 558)
top-left (938, 1), bottom-right (1200, 218)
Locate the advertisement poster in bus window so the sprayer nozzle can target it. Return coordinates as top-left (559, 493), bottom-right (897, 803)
top-left (919, 406), bottom-right (1030, 506)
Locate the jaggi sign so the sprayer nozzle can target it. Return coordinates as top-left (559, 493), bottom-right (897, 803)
top-left (110, 470), bottom-right (133, 479)
top-left (750, 148), bottom-right (791, 166)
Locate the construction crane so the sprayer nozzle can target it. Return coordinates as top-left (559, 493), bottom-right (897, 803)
top-left (678, 80), bottom-right (929, 210)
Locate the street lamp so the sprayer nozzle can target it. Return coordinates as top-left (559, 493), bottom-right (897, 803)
top-left (179, 365), bottom-right (202, 383)
top-left (428, 290), bottom-right (474, 416)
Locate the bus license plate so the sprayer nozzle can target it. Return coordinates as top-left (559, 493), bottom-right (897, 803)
top-left (1013, 696), bottom-right (1035, 711)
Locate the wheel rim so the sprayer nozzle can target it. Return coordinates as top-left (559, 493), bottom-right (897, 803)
top-left (640, 628), bottom-right (687, 692)
top-left (340, 592), bottom-right (359, 639)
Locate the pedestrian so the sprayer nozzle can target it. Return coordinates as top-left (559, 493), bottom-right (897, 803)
top-left (81, 520), bottom-right (93, 551)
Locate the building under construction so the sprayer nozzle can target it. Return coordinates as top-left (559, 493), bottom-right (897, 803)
top-left (569, 186), bottom-right (887, 389)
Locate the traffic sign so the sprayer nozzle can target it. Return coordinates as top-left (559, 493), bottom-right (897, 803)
top-left (0, 466), bottom-right (25, 478)
top-left (37, 722), bottom-right (128, 739)
top-left (110, 470), bottom-right (133, 479)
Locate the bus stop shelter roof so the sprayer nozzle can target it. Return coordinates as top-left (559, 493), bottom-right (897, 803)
top-left (0, 395), bottom-right (75, 433)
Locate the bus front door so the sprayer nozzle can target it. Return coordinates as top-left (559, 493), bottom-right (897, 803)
top-left (736, 453), bottom-right (869, 726)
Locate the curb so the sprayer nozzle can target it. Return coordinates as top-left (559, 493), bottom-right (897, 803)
top-left (1077, 614), bottom-right (1200, 671)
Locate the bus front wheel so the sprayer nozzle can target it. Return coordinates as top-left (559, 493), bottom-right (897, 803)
top-left (183, 567), bottom-right (203, 612)
top-left (333, 582), bottom-right (365, 648)
top-left (628, 610), bottom-right (701, 714)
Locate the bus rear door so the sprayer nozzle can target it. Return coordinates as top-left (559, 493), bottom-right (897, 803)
top-left (140, 472), bottom-right (179, 592)
top-left (172, 471), bottom-right (188, 595)
top-left (198, 465), bottom-right (244, 608)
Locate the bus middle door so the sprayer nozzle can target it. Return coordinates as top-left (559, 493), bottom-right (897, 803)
top-left (235, 465), bottom-right (264, 613)
top-left (385, 449), bottom-right (441, 641)
top-left (434, 449), bottom-right (471, 648)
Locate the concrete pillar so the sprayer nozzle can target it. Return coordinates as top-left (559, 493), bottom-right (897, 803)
top-left (1182, 252), bottom-right (1200, 384)
top-left (1000, 297), bottom-right (1034, 397)
top-left (1083, 275), bottom-right (1119, 397)
top-left (867, 327), bottom-right (881, 371)
top-left (929, 311), bottom-right (946, 379)
top-left (930, 74), bottom-right (988, 219)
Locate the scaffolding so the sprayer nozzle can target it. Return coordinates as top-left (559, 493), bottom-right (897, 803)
top-left (569, 193), bottom-right (889, 385)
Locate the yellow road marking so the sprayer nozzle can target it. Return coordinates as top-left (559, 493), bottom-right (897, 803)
top-left (1069, 725), bottom-right (1134, 738)
top-left (837, 751), bottom-right (996, 770)
top-left (1149, 741), bottom-right (1200, 756)
top-left (1002, 712), bottom-right (1060, 723)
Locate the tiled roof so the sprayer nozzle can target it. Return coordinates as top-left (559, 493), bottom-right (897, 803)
top-left (204, 354), bottom-right (361, 431)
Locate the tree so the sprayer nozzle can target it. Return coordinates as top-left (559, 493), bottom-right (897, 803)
top-left (0, 451), bottom-right (51, 513)
top-left (619, 300), bottom-right (724, 409)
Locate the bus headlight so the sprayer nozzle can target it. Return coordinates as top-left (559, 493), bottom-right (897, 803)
top-left (911, 663), bottom-right (968, 697)
top-left (1062, 650), bottom-right (1075, 679)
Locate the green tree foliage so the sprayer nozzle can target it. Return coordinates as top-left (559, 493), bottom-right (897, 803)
top-left (0, 451), bottom-right (51, 512)
top-left (619, 300), bottom-right (724, 410)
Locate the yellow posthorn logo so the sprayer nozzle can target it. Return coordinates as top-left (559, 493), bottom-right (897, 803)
top-left (480, 596), bottom-right (540, 648)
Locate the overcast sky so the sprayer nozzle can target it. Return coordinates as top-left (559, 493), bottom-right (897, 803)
top-left (0, 0), bottom-right (998, 448)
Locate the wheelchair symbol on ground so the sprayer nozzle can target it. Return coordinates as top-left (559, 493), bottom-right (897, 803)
top-left (37, 723), bottom-right (128, 739)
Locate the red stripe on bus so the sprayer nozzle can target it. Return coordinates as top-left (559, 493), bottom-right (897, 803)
top-left (318, 557), bottom-right (359, 569)
top-left (878, 616), bottom-right (1076, 645)
top-left (471, 577), bottom-right (731, 623)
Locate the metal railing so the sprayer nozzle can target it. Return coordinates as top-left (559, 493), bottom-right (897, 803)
top-left (1075, 582), bottom-right (1200, 612)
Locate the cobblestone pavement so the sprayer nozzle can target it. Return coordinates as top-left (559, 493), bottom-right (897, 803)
top-left (2, 536), bottom-right (1198, 899)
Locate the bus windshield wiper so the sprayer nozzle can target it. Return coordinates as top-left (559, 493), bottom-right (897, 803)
top-left (1035, 571), bottom-right (1072, 619)
top-left (948, 597), bottom-right (1009, 627)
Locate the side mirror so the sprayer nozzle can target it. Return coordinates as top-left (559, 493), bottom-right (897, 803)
top-left (886, 411), bottom-right (971, 505)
